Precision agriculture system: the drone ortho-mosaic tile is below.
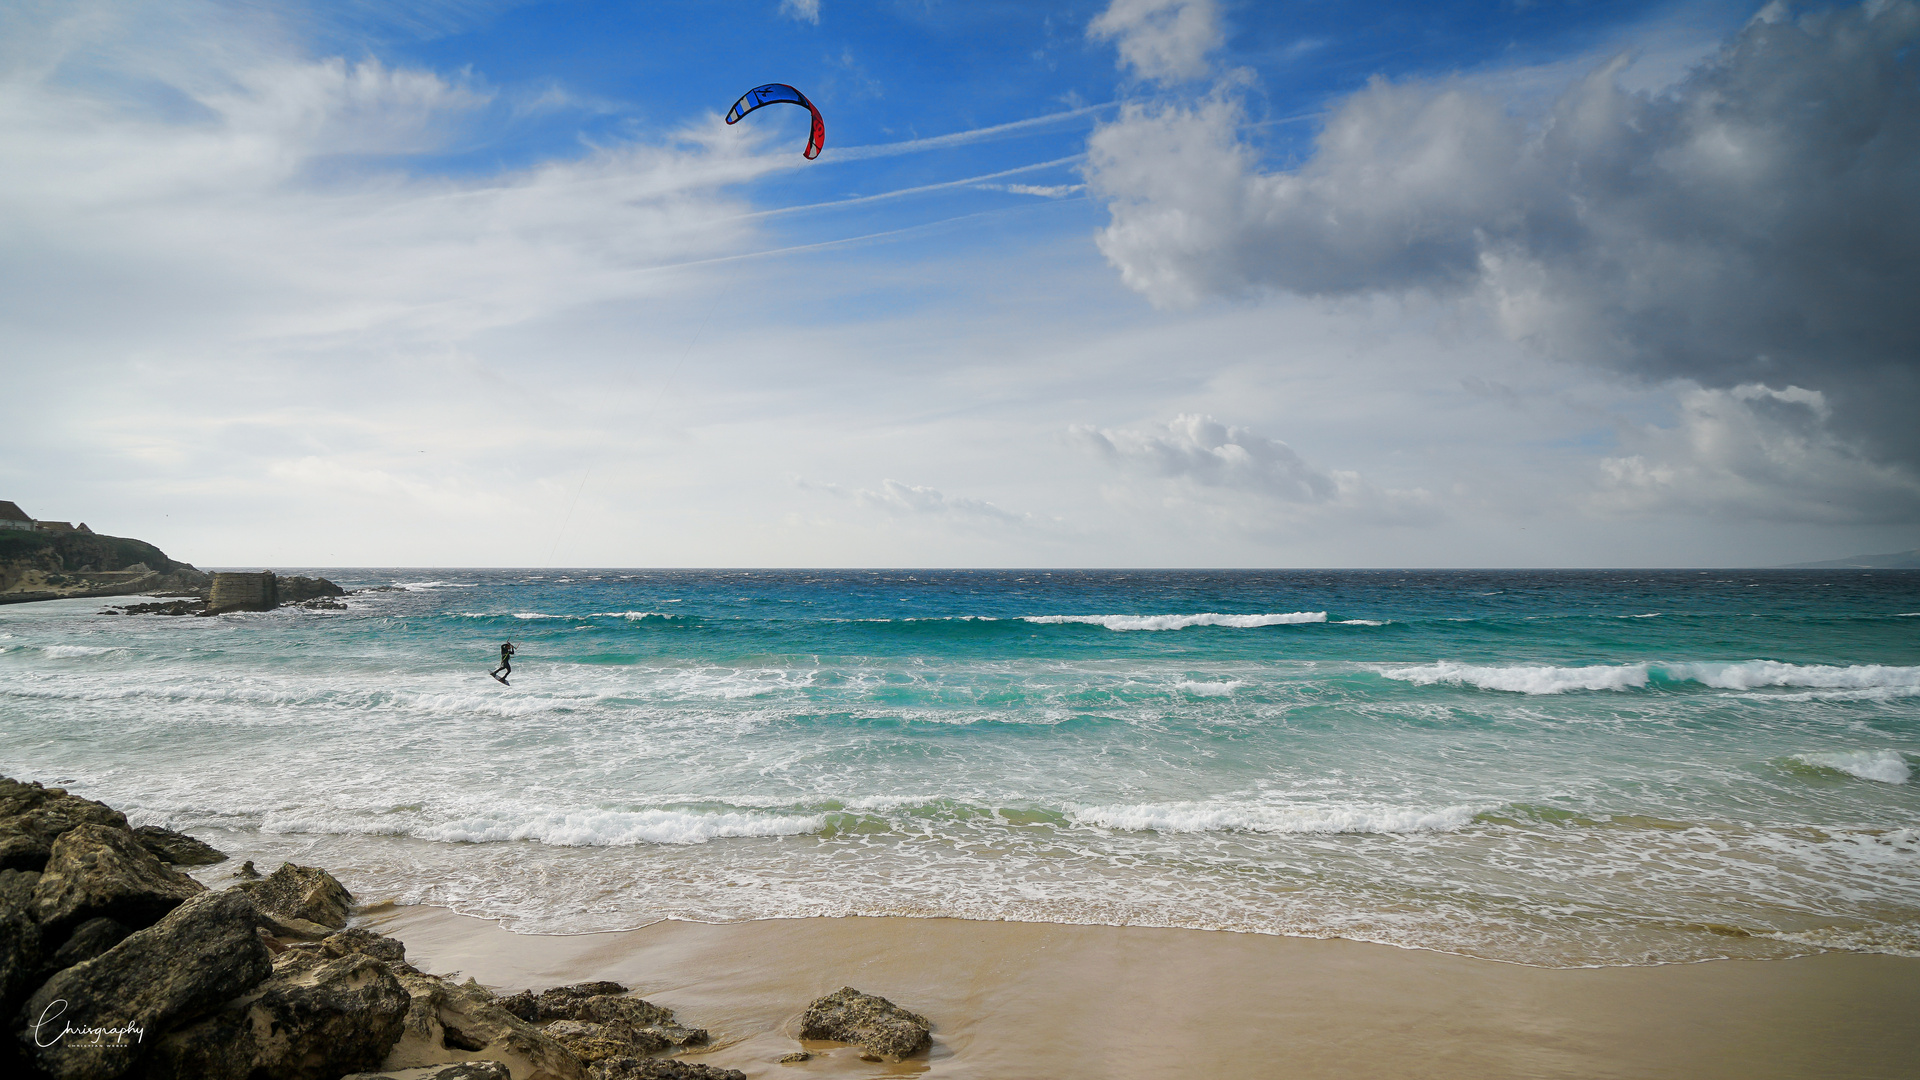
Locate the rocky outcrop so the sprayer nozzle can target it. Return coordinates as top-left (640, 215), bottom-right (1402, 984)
top-left (144, 951), bottom-right (410, 1080)
top-left (231, 861), bottom-right (353, 929)
top-left (344, 1064), bottom-right (515, 1080)
top-left (498, 982), bottom-right (708, 1060)
top-left (45, 916), bottom-right (131, 970)
top-left (0, 528), bottom-right (209, 605)
top-left (277, 574), bottom-right (347, 604)
top-left (589, 1060), bottom-right (747, 1080)
top-left (21, 890), bottom-right (274, 1080)
top-left (28, 824), bottom-right (205, 938)
top-left (0, 778), bottom-right (129, 872)
top-left (386, 969), bottom-right (588, 1080)
top-left (131, 825), bottom-right (227, 866)
top-left (798, 986), bottom-right (932, 1059)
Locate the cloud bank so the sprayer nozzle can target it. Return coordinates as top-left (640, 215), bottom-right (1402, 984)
top-left (1089, 0), bottom-right (1223, 84)
top-left (1086, 2), bottom-right (1920, 486)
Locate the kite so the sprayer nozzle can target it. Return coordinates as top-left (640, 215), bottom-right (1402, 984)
top-left (725, 83), bottom-right (825, 160)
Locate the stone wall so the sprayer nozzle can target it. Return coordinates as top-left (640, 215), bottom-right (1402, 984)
top-left (205, 572), bottom-right (277, 614)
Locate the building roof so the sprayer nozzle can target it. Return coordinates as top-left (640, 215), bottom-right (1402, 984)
top-left (0, 501), bottom-right (30, 523)
top-left (37, 521), bottom-right (74, 532)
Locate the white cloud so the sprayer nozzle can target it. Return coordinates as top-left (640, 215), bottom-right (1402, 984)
top-left (1085, 2), bottom-right (1920, 486)
top-left (801, 478), bottom-right (1035, 529)
top-left (1076, 415), bottom-right (1440, 529)
top-left (1088, 0), bottom-right (1222, 83)
top-left (1596, 385), bottom-right (1920, 523)
top-left (779, 0), bottom-right (821, 25)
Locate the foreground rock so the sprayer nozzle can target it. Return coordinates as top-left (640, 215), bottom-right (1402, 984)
top-left (131, 826), bottom-right (227, 867)
top-left (386, 969), bottom-right (588, 1080)
top-left (589, 1060), bottom-right (747, 1080)
top-left (145, 951), bottom-right (410, 1080)
top-left (232, 861), bottom-right (353, 929)
top-left (798, 986), bottom-right (932, 1059)
top-left (29, 823), bottom-right (205, 937)
top-left (499, 982), bottom-right (708, 1062)
top-left (21, 890), bottom-right (273, 1080)
top-left (0, 778), bottom-right (128, 872)
top-left (344, 1065), bottom-right (513, 1080)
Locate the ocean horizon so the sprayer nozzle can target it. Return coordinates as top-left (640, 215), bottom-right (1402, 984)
top-left (4, 567), bottom-right (1916, 968)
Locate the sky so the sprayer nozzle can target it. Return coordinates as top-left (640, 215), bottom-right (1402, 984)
top-left (1, 0), bottom-right (1916, 568)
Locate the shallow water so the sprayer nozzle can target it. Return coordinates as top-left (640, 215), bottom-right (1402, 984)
top-left (3, 568), bottom-right (1916, 965)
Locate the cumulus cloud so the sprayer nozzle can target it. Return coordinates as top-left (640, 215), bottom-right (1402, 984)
top-left (779, 0), bottom-right (821, 25)
top-left (1075, 415), bottom-right (1440, 527)
top-left (1086, 2), bottom-right (1920, 478)
top-left (1597, 384), bottom-right (1920, 522)
top-left (1088, 0), bottom-right (1222, 83)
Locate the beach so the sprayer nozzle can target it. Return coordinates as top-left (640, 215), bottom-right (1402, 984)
top-left (368, 904), bottom-right (1920, 1079)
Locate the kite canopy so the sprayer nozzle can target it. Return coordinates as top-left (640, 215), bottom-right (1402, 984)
top-left (724, 83), bottom-right (825, 160)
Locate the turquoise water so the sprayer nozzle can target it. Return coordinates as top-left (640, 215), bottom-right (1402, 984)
top-left (2, 569), bottom-right (1917, 965)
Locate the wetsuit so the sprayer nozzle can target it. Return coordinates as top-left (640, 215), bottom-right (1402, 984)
top-left (491, 642), bottom-right (515, 684)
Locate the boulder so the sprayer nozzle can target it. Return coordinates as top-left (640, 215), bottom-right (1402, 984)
top-left (798, 986), bottom-right (931, 1059)
top-left (29, 823), bottom-right (205, 936)
top-left (0, 870), bottom-right (43, 1020)
top-left (384, 968), bottom-right (586, 1080)
top-left (588, 1059), bottom-right (747, 1080)
top-left (323, 926), bottom-right (409, 964)
top-left (46, 916), bottom-right (131, 970)
top-left (498, 981), bottom-right (633, 1021)
top-left (500, 982), bottom-right (707, 1059)
top-left (0, 777), bottom-right (129, 872)
top-left (20, 890), bottom-right (273, 1080)
top-left (143, 951), bottom-right (410, 1080)
top-left (231, 861), bottom-right (353, 929)
top-left (343, 1065), bottom-right (514, 1080)
top-left (277, 575), bottom-right (346, 605)
top-left (132, 825), bottom-right (227, 866)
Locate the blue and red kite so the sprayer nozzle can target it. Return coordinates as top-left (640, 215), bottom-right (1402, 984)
top-left (725, 83), bottom-right (825, 160)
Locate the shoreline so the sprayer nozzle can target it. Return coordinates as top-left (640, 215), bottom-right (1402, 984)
top-left (367, 903), bottom-right (1920, 1080)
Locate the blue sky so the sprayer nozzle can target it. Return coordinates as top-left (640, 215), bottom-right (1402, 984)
top-left (2, 0), bottom-right (1915, 566)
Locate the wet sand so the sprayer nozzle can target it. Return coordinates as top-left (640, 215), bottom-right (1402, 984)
top-left (364, 904), bottom-right (1920, 1080)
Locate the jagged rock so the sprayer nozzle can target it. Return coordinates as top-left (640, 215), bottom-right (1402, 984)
top-left (0, 777), bottom-right (128, 872)
top-left (500, 981), bottom-right (632, 1021)
top-left (778, 1051), bottom-right (811, 1062)
top-left (277, 575), bottom-right (347, 604)
top-left (231, 861), bottom-right (352, 929)
top-left (21, 890), bottom-right (272, 1080)
top-left (132, 824), bottom-right (227, 865)
top-left (323, 925), bottom-right (408, 964)
top-left (111, 599), bottom-right (205, 616)
top-left (47, 915), bottom-right (131, 970)
top-left (29, 822), bottom-right (205, 936)
top-left (384, 968), bottom-right (586, 1080)
top-left (235, 859), bottom-right (261, 879)
top-left (798, 986), bottom-right (931, 1059)
top-left (343, 1064), bottom-right (514, 1080)
top-left (255, 908), bottom-right (339, 939)
top-left (143, 952), bottom-right (410, 1080)
top-left (589, 1059), bottom-right (747, 1080)
top-left (0, 869), bottom-right (43, 1020)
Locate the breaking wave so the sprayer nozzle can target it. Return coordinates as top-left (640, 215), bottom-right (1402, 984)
top-left (1023, 612), bottom-right (1327, 631)
top-left (1793, 750), bottom-right (1912, 785)
top-left (1379, 660), bottom-right (1920, 696)
top-left (1069, 800), bottom-right (1483, 835)
top-left (264, 807), bottom-right (827, 846)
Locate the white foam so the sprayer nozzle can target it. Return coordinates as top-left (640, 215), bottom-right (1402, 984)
top-left (589, 611), bottom-right (679, 620)
top-left (1336, 619), bottom-right (1386, 626)
top-left (1023, 612), bottom-right (1327, 631)
top-left (1378, 660), bottom-right (1920, 697)
top-left (39, 645), bottom-right (124, 658)
top-left (1070, 800), bottom-right (1481, 835)
top-left (394, 581), bottom-right (478, 591)
top-left (512, 612), bottom-right (574, 620)
top-left (1378, 661), bottom-right (1651, 694)
top-left (1795, 750), bottom-right (1912, 784)
top-left (1174, 680), bottom-right (1244, 696)
top-left (417, 808), bottom-right (826, 846)
top-left (1666, 661), bottom-right (1920, 696)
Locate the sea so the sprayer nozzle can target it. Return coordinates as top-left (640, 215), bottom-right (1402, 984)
top-left (2, 569), bottom-right (1917, 968)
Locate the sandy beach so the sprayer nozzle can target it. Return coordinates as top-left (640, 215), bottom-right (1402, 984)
top-left (366, 904), bottom-right (1920, 1080)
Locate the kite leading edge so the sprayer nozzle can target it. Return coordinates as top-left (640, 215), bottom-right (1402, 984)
top-left (725, 83), bottom-right (825, 160)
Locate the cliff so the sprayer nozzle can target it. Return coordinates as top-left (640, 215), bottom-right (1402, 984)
top-left (0, 528), bottom-right (211, 605)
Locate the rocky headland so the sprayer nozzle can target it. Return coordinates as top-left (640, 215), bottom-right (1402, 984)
top-left (1, 777), bottom-right (934, 1080)
top-left (0, 531), bottom-right (209, 607)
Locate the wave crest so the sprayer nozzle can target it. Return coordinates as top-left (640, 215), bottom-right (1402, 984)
top-left (1070, 801), bottom-right (1482, 835)
top-left (1023, 612), bottom-right (1327, 631)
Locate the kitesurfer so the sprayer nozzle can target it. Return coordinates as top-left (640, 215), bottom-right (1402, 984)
top-left (490, 641), bottom-right (515, 685)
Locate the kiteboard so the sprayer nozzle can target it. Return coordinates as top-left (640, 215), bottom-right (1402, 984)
top-left (490, 670), bottom-right (509, 686)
